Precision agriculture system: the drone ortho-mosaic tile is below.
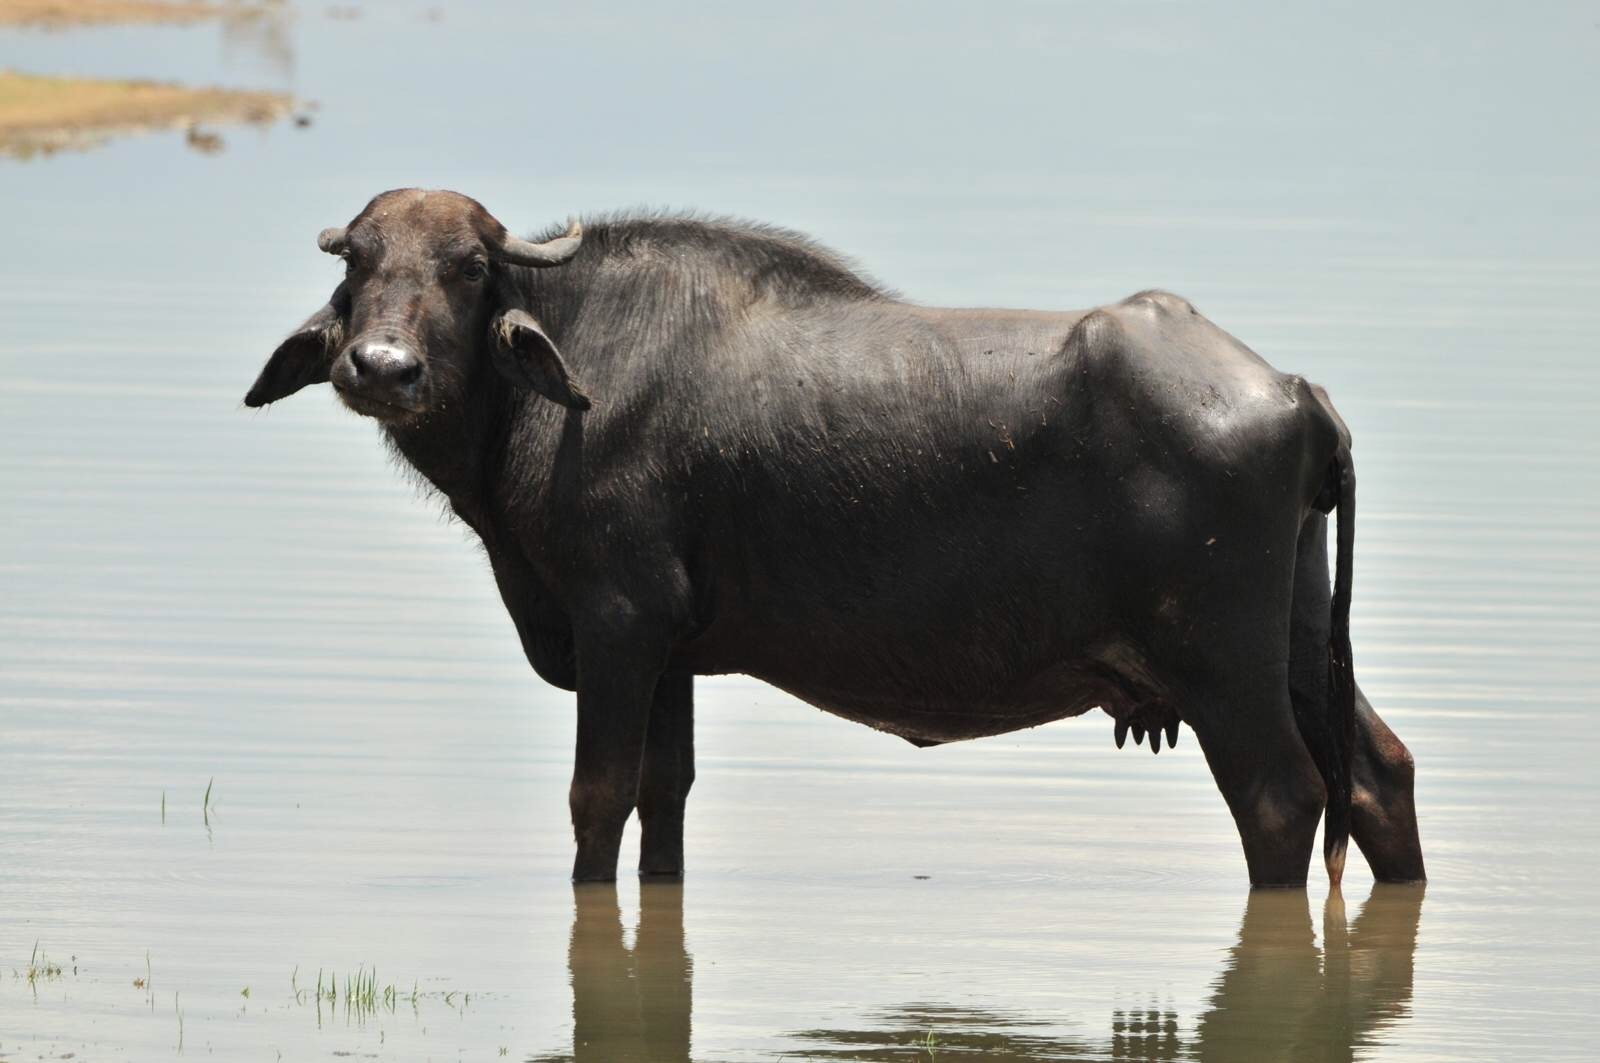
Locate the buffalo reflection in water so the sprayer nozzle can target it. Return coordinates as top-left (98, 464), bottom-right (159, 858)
top-left (529, 883), bottom-right (692, 1062)
top-left (532, 883), bottom-right (1422, 1062)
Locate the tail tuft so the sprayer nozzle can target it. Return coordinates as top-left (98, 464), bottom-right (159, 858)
top-left (1325, 836), bottom-right (1348, 890)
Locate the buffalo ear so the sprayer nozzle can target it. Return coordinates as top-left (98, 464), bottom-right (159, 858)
top-left (244, 295), bottom-right (345, 407)
top-left (489, 307), bottom-right (592, 409)
top-left (490, 308), bottom-right (591, 410)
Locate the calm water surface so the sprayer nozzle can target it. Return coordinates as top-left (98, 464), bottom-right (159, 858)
top-left (2, 3), bottom-right (1598, 1059)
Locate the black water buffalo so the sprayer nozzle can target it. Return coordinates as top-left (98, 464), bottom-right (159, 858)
top-left (245, 188), bottom-right (1425, 888)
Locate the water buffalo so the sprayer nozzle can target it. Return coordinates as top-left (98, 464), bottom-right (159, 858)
top-left (245, 188), bottom-right (1425, 888)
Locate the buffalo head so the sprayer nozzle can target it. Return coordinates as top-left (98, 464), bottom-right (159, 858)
top-left (245, 188), bottom-right (590, 422)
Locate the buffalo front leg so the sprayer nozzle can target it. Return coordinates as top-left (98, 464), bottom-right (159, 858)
top-left (638, 671), bottom-right (695, 878)
top-left (1350, 683), bottom-right (1426, 883)
top-left (570, 623), bottom-right (669, 883)
top-left (1189, 677), bottom-right (1328, 888)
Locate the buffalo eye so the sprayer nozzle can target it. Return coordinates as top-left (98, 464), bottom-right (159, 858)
top-left (461, 260), bottom-right (488, 282)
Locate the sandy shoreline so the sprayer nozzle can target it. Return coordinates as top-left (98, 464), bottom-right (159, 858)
top-left (0, 70), bottom-right (291, 158)
top-left (0, 0), bottom-right (272, 28)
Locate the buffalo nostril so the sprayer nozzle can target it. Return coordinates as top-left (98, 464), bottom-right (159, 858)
top-left (344, 343), bottom-right (420, 391)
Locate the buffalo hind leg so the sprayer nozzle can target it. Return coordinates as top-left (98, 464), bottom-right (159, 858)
top-left (1350, 683), bottom-right (1425, 882)
top-left (637, 672), bottom-right (695, 879)
top-left (1189, 678), bottom-right (1327, 888)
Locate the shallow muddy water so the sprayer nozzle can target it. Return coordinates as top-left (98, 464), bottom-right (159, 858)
top-left (2, 2), bottom-right (1598, 1059)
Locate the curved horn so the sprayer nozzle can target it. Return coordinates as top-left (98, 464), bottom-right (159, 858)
top-left (317, 227), bottom-right (348, 255)
top-left (496, 219), bottom-right (583, 268)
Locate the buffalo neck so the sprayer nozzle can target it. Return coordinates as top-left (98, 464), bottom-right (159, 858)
top-left (379, 361), bottom-right (513, 531)
top-left (381, 212), bottom-right (891, 546)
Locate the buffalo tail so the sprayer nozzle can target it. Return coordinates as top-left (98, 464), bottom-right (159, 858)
top-left (1325, 445), bottom-right (1356, 889)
